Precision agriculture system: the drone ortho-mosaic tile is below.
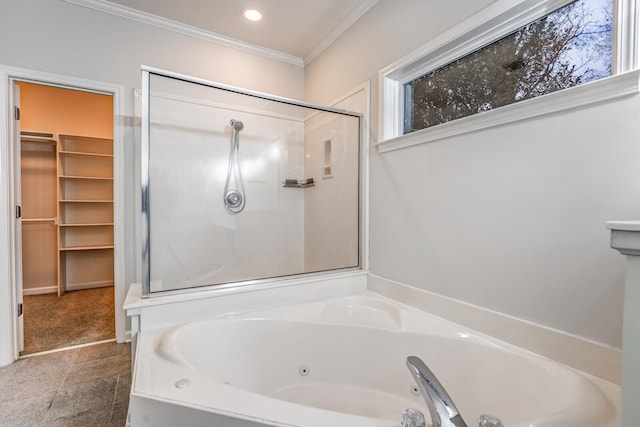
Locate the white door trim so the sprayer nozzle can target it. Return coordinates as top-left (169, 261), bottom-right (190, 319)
top-left (0, 64), bottom-right (126, 366)
top-left (11, 82), bottom-right (23, 353)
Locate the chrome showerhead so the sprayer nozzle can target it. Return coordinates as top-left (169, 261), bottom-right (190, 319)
top-left (230, 119), bottom-right (244, 132)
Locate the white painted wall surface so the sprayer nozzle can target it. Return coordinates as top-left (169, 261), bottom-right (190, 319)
top-left (0, 1), bottom-right (304, 98)
top-left (0, 0), bottom-right (304, 339)
top-left (305, 0), bottom-right (640, 349)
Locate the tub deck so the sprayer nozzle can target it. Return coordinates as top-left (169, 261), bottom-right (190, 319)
top-left (128, 291), bottom-right (620, 427)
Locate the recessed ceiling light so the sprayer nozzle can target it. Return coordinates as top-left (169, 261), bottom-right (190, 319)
top-left (244, 9), bottom-right (262, 22)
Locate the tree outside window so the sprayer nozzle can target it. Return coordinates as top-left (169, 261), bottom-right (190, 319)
top-left (404, 0), bottom-right (613, 133)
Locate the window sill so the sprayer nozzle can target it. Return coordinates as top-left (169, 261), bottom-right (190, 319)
top-left (375, 70), bottom-right (640, 154)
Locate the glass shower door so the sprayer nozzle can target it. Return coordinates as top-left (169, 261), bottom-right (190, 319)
top-left (142, 68), bottom-right (361, 295)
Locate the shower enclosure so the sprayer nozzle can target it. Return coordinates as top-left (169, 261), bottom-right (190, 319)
top-left (141, 68), bottom-right (362, 296)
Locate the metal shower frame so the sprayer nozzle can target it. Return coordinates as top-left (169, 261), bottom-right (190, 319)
top-left (140, 66), bottom-right (363, 297)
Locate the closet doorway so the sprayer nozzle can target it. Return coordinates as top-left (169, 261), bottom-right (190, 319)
top-left (16, 81), bottom-right (115, 355)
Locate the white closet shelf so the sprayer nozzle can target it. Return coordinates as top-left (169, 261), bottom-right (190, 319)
top-left (59, 175), bottom-right (113, 180)
top-left (22, 218), bottom-right (57, 223)
top-left (59, 150), bottom-right (113, 158)
top-left (59, 199), bottom-right (114, 203)
top-left (60, 245), bottom-right (115, 251)
top-left (21, 136), bottom-right (57, 144)
top-left (59, 223), bottom-right (113, 227)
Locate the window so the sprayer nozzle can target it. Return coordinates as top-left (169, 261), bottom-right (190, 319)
top-left (404, 0), bottom-right (613, 133)
top-left (378, 0), bottom-right (639, 152)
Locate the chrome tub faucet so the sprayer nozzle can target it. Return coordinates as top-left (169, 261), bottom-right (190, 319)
top-left (405, 356), bottom-right (503, 427)
top-left (406, 356), bottom-right (468, 427)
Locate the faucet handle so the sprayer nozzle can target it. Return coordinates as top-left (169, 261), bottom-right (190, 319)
top-left (401, 408), bottom-right (426, 427)
top-left (477, 414), bottom-right (503, 427)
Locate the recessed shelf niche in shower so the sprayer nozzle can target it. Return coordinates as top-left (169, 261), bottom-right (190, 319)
top-left (323, 138), bottom-right (333, 179)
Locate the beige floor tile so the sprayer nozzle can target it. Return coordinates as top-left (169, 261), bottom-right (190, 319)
top-left (75, 341), bottom-right (124, 364)
top-left (1, 342), bottom-right (131, 427)
top-left (0, 358), bottom-right (28, 390)
top-left (46, 404), bottom-right (112, 427)
top-left (43, 377), bottom-right (117, 421)
top-left (1, 368), bottom-right (67, 403)
top-left (63, 355), bottom-right (129, 386)
top-left (22, 349), bottom-right (79, 372)
top-left (114, 374), bottom-right (131, 404)
top-left (0, 392), bottom-right (55, 426)
top-left (109, 400), bottom-right (130, 427)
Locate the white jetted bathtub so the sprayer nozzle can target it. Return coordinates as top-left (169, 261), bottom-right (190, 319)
top-left (129, 293), bottom-right (619, 427)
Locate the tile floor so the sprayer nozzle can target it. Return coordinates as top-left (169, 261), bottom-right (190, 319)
top-left (0, 341), bottom-right (130, 427)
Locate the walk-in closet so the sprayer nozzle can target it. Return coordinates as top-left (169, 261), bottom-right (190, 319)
top-left (17, 82), bottom-right (115, 354)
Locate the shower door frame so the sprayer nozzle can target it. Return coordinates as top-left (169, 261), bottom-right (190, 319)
top-left (141, 66), bottom-right (364, 297)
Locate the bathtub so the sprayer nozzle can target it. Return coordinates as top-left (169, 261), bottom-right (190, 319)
top-left (129, 293), bottom-right (618, 427)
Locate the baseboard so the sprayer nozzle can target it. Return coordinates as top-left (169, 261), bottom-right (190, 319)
top-left (65, 281), bottom-right (114, 291)
top-left (24, 283), bottom-right (113, 294)
top-left (23, 286), bottom-right (57, 295)
top-left (367, 274), bottom-right (622, 384)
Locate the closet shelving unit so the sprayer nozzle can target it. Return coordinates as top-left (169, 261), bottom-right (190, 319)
top-left (20, 132), bottom-right (59, 295)
top-left (57, 134), bottom-right (114, 295)
top-left (21, 131), bottom-right (114, 296)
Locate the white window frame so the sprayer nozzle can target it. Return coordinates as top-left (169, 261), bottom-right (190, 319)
top-left (377, 0), bottom-right (640, 153)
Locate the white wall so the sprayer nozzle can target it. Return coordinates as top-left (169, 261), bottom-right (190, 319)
top-left (0, 0), bottom-right (304, 342)
top-left (305, 0), bottom-right (639, 349)
top-left (0, 1), bottom-right (304, 98)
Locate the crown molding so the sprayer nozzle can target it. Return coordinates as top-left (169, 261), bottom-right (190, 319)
top-left (62, 0), bottom-right (304, 67)
top-left (304, 0), bottom-right (379, 65)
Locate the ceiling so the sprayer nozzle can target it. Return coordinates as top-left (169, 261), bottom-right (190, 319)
top-left (104, 0), bottom-right (378, 63)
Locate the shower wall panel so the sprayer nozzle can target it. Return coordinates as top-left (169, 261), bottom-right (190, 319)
top-left (148, 80), bottom-right (305, 291)
top-left (144, 70), bottom-right (361, 295)
top-left (303, 110), bottom-right (360, 272)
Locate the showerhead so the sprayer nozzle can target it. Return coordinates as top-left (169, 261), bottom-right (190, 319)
top-left (230, 119), bottom-right (244, 132)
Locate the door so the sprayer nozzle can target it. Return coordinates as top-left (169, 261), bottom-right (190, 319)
top-left (11, 81), bottom-right (24, 353)
top-left (13, 81), bottom-right (117, 354)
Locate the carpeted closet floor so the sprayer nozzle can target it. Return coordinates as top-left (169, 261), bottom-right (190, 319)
top-left (21, 287), bottom-right (115, 355)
